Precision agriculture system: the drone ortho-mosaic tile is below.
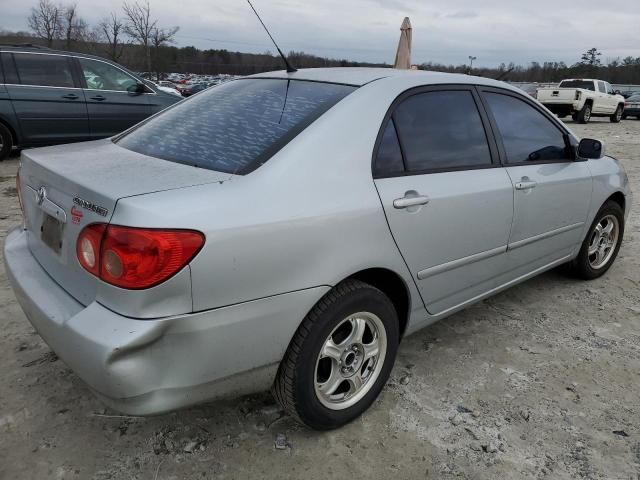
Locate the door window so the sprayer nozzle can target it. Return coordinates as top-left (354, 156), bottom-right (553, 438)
top-left (13, 53), bottom-right (74, 88)
top-left (392, 90), bottom-right (492, 173)
top-left (374, 119), bottom-right (404, 176)
top-left (78, 57), bottom-right (138, 92)
top-left (483, 92), bottom-right (570, 163)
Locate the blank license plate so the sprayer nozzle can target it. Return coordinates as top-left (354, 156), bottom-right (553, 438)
top-left (41, 214), bottom-right (64, 254)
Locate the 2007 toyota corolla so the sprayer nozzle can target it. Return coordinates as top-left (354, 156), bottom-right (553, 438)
top-left (4, 68), bottom-right (632, 430)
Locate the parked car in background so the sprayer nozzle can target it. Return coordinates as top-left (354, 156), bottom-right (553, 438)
top-left (622, 94), bottom-right (640, 119)
top-left (181, 82), bottom-right (212, 97)
top-left (0, 45), bottom-right (181, 160)
top-left (4, 68), bottom-right (632, 430)
top-left (145, 80), bottom-right (182, 97)
top-left (537, 79), bottom-right (625, 124)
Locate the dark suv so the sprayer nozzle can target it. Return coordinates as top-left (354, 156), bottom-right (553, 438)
top-left (0, 45), bottom-right (181, 160)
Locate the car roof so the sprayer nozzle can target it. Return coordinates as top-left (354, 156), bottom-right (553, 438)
top-left (0, 44), bottom-right (127, 65)
top-left (249, 67), bottom-right (520, 90)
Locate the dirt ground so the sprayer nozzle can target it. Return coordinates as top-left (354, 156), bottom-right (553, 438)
top-left (0, 118), bottom-right (639, 480)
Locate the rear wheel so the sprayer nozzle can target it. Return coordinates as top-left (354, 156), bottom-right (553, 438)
top-left (0, 123), bottom-right (13, 161)
top-left (272, 279), bottom-right (399, 430)
top-left (566, 201), bottom-right (624, 279)
top-left (576, 103), bottom-right (592, 124)
top-left (610, 105), bottom-right (623, 123)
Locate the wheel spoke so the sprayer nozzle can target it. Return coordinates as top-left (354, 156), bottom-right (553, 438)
top-left (362, 337), bottom-right (380, 360)
top-left (342, 317), bottom-right (366, 346)
top-left (321, 338), bottom-right (342, 361)
top-left (346, 372), bottom-right (364, 395)
top-left (602, 221), bottom-right (614, 235)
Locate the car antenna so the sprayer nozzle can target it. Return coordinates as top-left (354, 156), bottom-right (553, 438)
top-left (246, 0), bottom-right (297, 73)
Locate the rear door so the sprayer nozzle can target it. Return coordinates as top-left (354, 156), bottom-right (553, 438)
top-left (4, 51), bottom-right (89, 146)
top-left (75, 56), bottom-right (151, 138)
top-left (374, 86), bottom-right (514, 315)
top-left (479, 88), bottom-right (592, 271)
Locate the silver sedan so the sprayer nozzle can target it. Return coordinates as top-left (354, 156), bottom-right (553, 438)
top-left (4, 68), bottom-right (632, 429)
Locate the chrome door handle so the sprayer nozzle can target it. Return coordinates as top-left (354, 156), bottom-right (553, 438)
top-left (90, 95), bottom-right (106, 101)
top-left (62, 93), bottom-right (78, 100)
top-left (393, 195), bottom-right (430, 209)
top-left (515, 181), bottom-right (537, 190)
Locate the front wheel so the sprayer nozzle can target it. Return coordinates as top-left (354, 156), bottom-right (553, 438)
top-left (272, 279), bottom-right (399, 430)
top-left (566, 201), bottom-right (624, 279)
top-left (610, 105), bottom-right (623, 123)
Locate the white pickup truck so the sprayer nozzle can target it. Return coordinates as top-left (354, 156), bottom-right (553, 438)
top-left (537, 79), bottom-right (625, 124)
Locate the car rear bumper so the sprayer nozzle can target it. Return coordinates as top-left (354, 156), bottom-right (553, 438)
top-left (623, 108), bottom-right (640, 116)
top-left (541, 102), bottom-right (579, 116)
top-left (4, 227), bottom-right (328, 415)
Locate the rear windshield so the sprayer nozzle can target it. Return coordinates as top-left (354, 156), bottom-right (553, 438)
top-left (116, 78), bottom-right (356, 174)
top-left (558, 80), bottom-right (595, 91)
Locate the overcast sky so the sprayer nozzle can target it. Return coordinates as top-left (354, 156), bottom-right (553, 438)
top-left (1, 0), bottom-right (639, 67)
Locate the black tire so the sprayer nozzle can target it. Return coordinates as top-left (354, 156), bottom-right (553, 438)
top-left (610, 105), bottom-right (623, 123)
top-left (272, 279), bottom-right (399, 430)
top-left (566, 200), bottom-right (624, 280)
top-left (576, 103), bottom-right (592, 124)
top-left (0, 123), bottom-right (13, 161)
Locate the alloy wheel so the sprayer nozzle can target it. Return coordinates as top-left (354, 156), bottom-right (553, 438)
top-left (588, 214), bottom-right (619, 269)
top-left (314, 312), bottom-right (387, 410)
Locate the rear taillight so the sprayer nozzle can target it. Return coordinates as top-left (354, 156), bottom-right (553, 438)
top-left (76, 224), bottom-right (205, 289)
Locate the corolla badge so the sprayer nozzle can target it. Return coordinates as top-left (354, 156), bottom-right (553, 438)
top-left (36, 186), bottom-right (47, 205)
top-left (73, 196), bottom-right (109, 217)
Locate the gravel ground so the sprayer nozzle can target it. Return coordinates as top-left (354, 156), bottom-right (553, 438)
top-left (0, 118), bottom-right (639, 480)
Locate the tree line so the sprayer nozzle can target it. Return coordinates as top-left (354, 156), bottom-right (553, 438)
top-left (2, 1), bottom-right (640, 84)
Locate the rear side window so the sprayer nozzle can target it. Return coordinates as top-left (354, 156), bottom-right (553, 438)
top-left (597, 81), bottom-right (606, 93)
top-left (392, 90), bottom-right (492, 172)
top-left (117, 79), bottom-right (356, 174)
top-left (374, 119), bottom-right (404, 176)
top-left (13, 53), bottom-right (75, 88)
top-left (483, 92), bottom-right (570, 163)
top-left (1, 53), bottom-right (19, 84)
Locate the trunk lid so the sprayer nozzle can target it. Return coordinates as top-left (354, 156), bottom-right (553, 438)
top-left (19, 139), bottom-right (231, 306)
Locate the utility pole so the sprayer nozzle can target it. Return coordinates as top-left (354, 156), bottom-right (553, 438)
top-left (468, 55), bottom-right (477, 73)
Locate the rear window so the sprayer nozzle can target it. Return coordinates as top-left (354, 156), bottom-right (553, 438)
top-left (116, 78), bottom-right (356, 174)
top-left (558, 80), bottom-right (595, 91)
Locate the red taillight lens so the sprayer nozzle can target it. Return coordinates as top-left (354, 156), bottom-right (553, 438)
top-left (76, 224), bottom-right (205, 290)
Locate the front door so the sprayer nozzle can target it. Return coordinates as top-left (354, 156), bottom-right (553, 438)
top-left (76, 56), bottom-right (151, 138)
top-left (4, 52), bottom-right (89, 146)
top-left (480, 89), bottom-right (592, 270)
top-left (373, 87), bottom-right (514, 315)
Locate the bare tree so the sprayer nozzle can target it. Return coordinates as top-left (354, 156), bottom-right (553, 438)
top-left (151, 25), bottom-right (178, 79)
top-left (27, 0), bottom-right (62, 47)
top-left (122, 0), bottom-right (156, 72)
top-left (62, 4), bottom-right (88, 49)
top-left (98, 13), bottom-right (127, 61)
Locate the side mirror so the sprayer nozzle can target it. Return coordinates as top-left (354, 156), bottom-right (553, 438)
top-left (577, 138), bottom-right (604, 160)
top-left (127, 83), bottom-right (146, 95)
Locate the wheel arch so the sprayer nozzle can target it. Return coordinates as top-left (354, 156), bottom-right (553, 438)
top-left (0, 116), bottom-right (18, 146)
top-left (606, 191), bottom-right (626, 214)
top-left (345, 267), bottom-right (411, 339)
